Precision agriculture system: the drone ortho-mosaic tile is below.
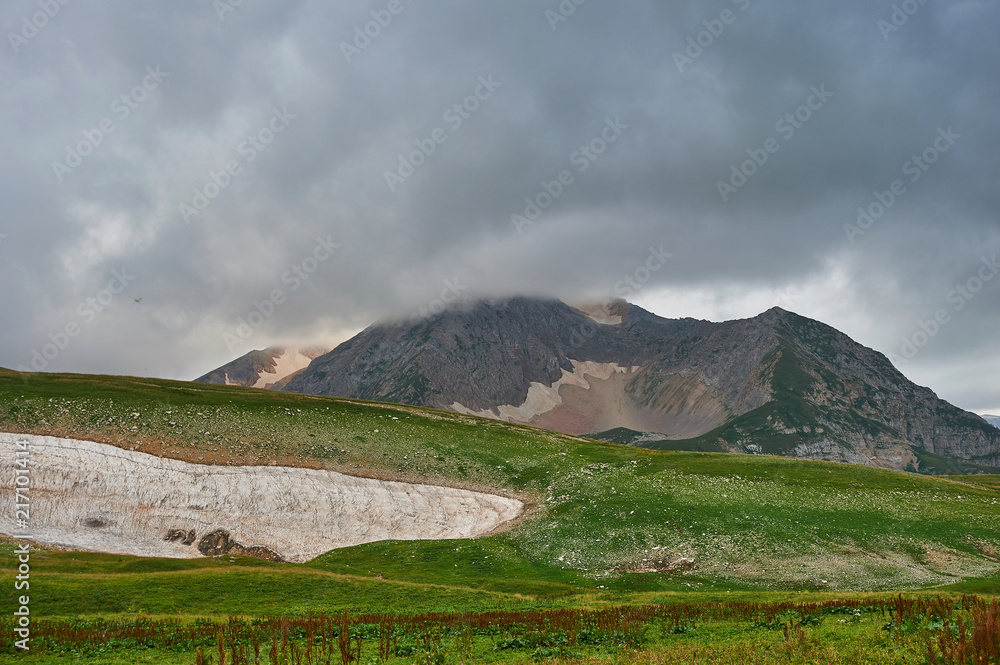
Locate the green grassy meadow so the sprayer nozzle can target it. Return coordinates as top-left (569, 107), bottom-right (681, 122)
top-left (3, 368), bottom-right (1000, 662)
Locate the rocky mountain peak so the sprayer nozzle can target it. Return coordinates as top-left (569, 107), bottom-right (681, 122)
top-left (196, 345), bottom-right (330, 390)
top-left (197, 297), bottom-right (999, 473)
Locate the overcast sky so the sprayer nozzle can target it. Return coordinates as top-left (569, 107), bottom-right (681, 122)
top-left (1, 0), bottom-right (998, 415)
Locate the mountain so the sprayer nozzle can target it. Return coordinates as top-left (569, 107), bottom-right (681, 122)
top-left (276, 297), bottom-right (1000, 473)
top-left (196, 346), bottom-right (329, 389)
top-left (984, 415), bottom-right (1000, 429)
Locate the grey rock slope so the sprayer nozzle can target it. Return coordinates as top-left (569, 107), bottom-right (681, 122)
top-left (280, 297), bottom-right (1000, 473)
top-left (196, 346), bottom-right (329, 389)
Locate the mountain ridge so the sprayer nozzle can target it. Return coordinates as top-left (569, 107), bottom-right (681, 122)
top-left (196, 345), bottom-right (329, 390)
top-left (258, 297), bottom-right (1000, 472)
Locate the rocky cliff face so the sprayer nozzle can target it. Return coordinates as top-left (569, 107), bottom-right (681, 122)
top-left (196, 346), bottom-right (329, 389)
top-left (285, 298), bottom-right (655, 410)
top-left (690, 310), bottom-right (1000, 471)
top-left (278, 297), bottom-right (1000, 473)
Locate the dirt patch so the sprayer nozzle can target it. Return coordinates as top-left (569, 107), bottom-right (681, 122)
top-left (616, 556), bottom-right (697, 574)
top-left (972, 540), bottom-right (1000, 562)
top-left (196, 529), bottom-right (284, 562)
top-left (451, 362), bottom-right (730, 439)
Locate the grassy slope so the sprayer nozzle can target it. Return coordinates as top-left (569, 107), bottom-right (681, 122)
top-left (3, 367), bottom-right (1000, 617)
top-left (7, 548), bottom-right (536, 617)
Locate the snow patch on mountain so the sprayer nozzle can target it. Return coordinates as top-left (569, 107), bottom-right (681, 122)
top-left (0, 433), bottom-right (523, 562)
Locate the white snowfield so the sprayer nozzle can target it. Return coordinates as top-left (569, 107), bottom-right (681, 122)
top-left (0, 433), bottom-right (524, 562)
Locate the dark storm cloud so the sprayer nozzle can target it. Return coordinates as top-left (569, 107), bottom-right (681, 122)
top-left (0, 0), bottom-right (997, 412)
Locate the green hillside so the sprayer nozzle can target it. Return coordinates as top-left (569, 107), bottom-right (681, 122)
top-left (6, 368), bottom-right (1000, 663)
top-left (3, 367), bottom-right (1000, 598)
